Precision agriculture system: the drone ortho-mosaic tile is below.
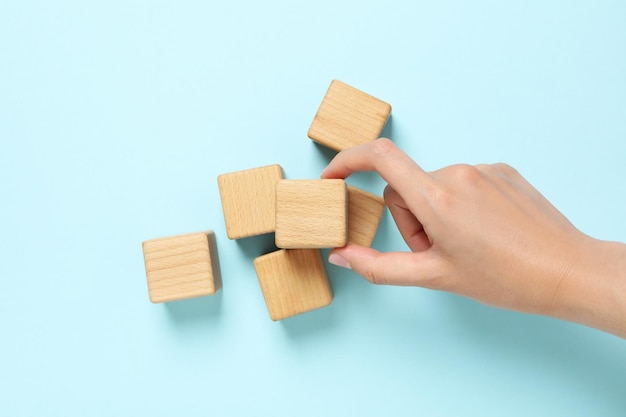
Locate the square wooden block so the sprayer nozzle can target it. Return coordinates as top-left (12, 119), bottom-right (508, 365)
top-left (308, 80), bottom-right (392, 152)
top-left (253, 249), bottom-right (333, 321)
top-left (275, 179), bottom-right (347, 249)
top-left (347, 186), bottom-right (386, 247)
top-left (142, 231), bottom-right (222, 303)
top-left (218, 164), bottom-right (284, 239)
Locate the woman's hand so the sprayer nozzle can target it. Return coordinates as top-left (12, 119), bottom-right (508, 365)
top-left (322, 139), bottom-right (626, 338)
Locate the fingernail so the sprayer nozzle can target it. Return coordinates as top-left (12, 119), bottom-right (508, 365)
top-left (329, 253), bottom-right (351, 269)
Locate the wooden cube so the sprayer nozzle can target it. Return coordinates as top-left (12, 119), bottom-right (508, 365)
top-left (347, 186), bottom-right (386, 247)
top-left (142, 231), bottom-right (222, 303)
top-left (253, 249), bottom-right (333, 321)
top-left (218, 164), bottom-right (284, 239)
top-left (275, 179), bottom-right (347, 249)
top-left (308, 80), bottom-right (392, 152)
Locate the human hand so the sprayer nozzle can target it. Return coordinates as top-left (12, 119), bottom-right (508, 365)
top-left (322, 139), bottom-right (626, 337)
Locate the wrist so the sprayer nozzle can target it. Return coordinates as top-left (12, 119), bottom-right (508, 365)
top-left (548, 237), bottom-right (626, 338)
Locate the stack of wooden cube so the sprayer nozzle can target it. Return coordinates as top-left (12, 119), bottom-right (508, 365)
top-left (142, 80), bottom-right (392, 320)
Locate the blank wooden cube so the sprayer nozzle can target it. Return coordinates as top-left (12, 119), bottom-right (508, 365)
top-left (347, 186), bottom-right (386, 247)
top-left (308, 80), bottom-right (392, 152)
top-left (142, 231), bottom-right (222, 303)
top-left (275, 179), bottom-right (347, 249)
top-left (218, 164), bottom-right (284, 239)
top-left (253, 249), bottom-right (333, 321)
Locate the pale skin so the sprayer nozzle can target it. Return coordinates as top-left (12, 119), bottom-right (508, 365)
top-left (322, 139), bottom-right (626, 339)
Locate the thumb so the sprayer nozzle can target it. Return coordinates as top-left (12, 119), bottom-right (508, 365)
top-left (328, 244), bottom-right (446, 289)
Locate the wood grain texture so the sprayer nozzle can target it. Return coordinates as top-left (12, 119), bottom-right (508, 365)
top-left (307, 80), bottom-right (392, 152)
top-left (275, 179), bottom-right (347, 249)
top-left (218, 164), bottom-right (284, 239)
top-left (347, 186), bottom-right (386, 247)
top-left (253, 249), bottom-right (333, 321)
top-left (142, 231), bottom-right (222, 303)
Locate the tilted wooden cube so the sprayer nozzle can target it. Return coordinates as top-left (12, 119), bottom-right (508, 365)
top-left (308, 80), bottom-right (392, 152)
top-left (142, 231), bottom-right (222, 303)
top-left (218, 164), bottom-right (284, 239)
top-left (275, 179), bottom-right (347, 249)
top-left (347, 185), bottom-right (386, 247)
top-left (253, 249), bottom-right (333, 321)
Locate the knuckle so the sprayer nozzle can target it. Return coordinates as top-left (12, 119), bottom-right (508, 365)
top-left (423, 274), bottom-right (446, 291)
top-left (493, 162), bottom-right (519, 177)
top-left (426, 165), bottom-right (481, 209)
top-left (422, 181), bottom-right (449, 207)
top-left (372, 138), bottom-right (395, 157)
top-left (362, 260), bottom-right (388, 285)
top-left (475, 163), bottom-right (495, 174)
top-left (420, 259), bottom-right (451, 291)
top-left (453, 164), bottom-right (483, 183)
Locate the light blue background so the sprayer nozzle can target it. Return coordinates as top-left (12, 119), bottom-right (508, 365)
top-left (1, 0), bottom-right (625, 415)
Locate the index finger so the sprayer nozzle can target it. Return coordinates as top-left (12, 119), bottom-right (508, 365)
top-left (321, 139), bottom-right (431, 202)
